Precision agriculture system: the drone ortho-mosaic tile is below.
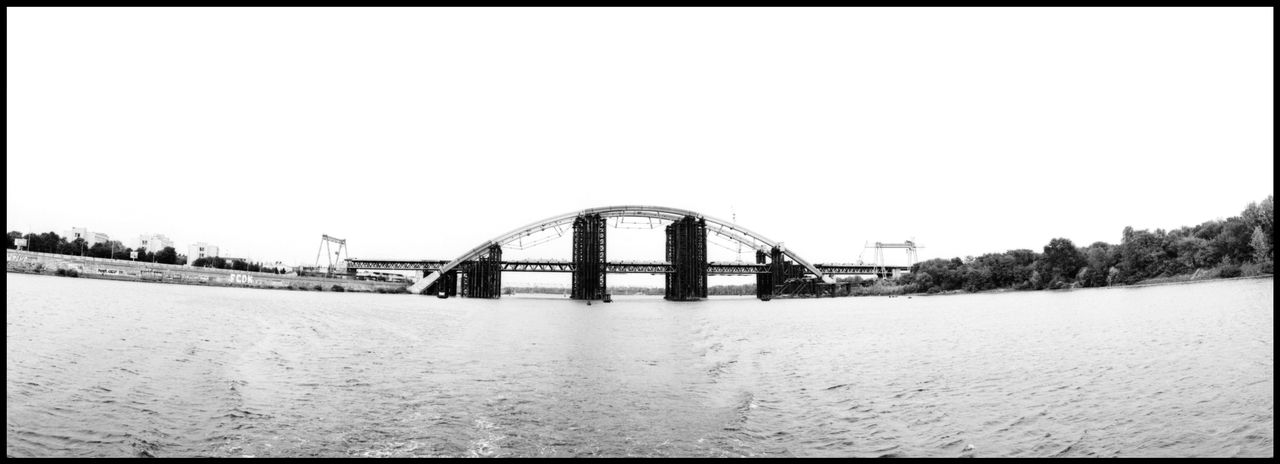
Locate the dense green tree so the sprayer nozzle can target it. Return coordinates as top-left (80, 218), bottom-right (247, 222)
top-left (1080, 242), bottom-right (1118, 287)
top-left (962, 261), bottom-right (994, 292)
top-left (6, 231), bottom-right (19, 249)
top-left (232, 260), bottom-right (248, 271)
top-left (908, 258), bottom-right (968, 292)
top-left (1242, 195), bottom-right (1274, 235)
top-left (155, 246), bottom-right (178, 265)
top-left (1117, 229), bottom-right (1164, 284)
top-left (26, 232), bottom-right (64, 253)
top-left (88, 242), bottom-right (111, 258)
top-left (86, 240), bottom-right (127, 259)
top-left (1193, 220), bottom-right (1224, 241)
top-left (59, 238), bottom-right (87, 256)
top-left (1251, 226), bottom-right (1270, 264)
top-left (1039, 238), bottom-right (1085, 285)
top-left (1210, 218), bottom-right (1254, 265)
top-left (134, 247), bottom-right (156, 262)
top-left (1169, 236), bottom-right (1210, 273)
top-left (1243, 196), bottom-right (1273, 261)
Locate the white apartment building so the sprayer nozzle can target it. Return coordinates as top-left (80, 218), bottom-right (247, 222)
top-left (64, 227), bottom-right (109, 245)
top-left (187, 242), bottom-right (220, 265)
top-left (133, 233), bottom-right (174, 252)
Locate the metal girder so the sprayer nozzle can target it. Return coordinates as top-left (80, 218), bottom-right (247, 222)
top-left (610, 262), bottom-right (671, 273)
top-left (345, 259), bottom-right (449, 271)
top-left (708, 263), bottom-right (769, 275)
top-left (502, 261), bottom-right (573, 272)
top-left (460, 245), bottom-right (502, 298)
top-left (812, 264), bottom-right (911, 275)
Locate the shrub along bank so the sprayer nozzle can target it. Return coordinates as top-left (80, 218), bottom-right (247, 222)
top-left (896, 195), bottom-right (1273, 294)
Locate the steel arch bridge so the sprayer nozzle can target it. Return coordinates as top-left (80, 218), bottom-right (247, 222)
top-left (363, 205), bottom-right (909, 300)
top-left (405, 205), bottom-right (831, 294)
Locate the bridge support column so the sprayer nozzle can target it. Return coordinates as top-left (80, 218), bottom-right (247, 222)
top-left (571, 214), bottom-right (606, 300)
top-left (665, 216), bottom-right (707, 301)
top-left (461, 245), bottom-right (502, 298)
top-left (755, 249), bottom-right (772, 300)
top-left (764, 246), bottom-right (817, 298)
top-left (425, 269), bottom-right (458, 297)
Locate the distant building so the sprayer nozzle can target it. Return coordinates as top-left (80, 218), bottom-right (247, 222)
top-left (357, 269), bottom-right (411, 282)
top-left (64, 227), bottom-right (109, 245)
top-left (265, 261), bottom-right (295, 273)
top-left (132, 233), bottom-right (174, 252)
top-left (187, 242), bottom-right (219, 265)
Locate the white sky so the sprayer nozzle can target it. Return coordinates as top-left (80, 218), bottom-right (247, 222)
top-left (7, 7), bottom-right (1274, 287)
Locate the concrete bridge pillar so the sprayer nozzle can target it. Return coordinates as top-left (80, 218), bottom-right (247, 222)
top-left (665, 216), bottom-right (707, 301)
top-left (461, 244), bottom-right (502, 298)
top-left (571, 214), bottom-right (607, 300)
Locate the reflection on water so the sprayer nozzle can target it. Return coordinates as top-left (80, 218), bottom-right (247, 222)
top-left (5, 273), bottom-right (1273, 457)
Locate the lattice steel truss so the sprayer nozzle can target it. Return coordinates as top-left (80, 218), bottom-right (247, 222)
top-left (461, 245), bottom-right (502, 299)
top-left (665, 216), bottom-right (707, 301)
top-left (571, 214), bottom-right (607, 300)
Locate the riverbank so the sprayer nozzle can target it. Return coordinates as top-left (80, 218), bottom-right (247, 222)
top-left (900, 273), bottom-right (1273, 298)
top-left (6, 250), bottom-right (410, 293)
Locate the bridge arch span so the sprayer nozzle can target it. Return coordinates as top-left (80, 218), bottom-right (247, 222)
top-left (407, 205), bottom-right (832, 294)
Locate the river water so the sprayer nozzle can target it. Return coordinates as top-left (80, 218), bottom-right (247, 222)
top-left (5, 273), bottom-right (1273, 457)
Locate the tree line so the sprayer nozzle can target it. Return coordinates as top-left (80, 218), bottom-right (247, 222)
top-left (5, 231), bottom-right (286, 274)
top-left (6, 231), bottom-right (184, 265)
top-left (189, 256), bottom-right (284, 274)
top-left (897, 195), bottom-right (1273, 294)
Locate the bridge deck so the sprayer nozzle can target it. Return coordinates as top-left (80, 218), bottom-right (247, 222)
top-left (346, 259), bottom-right (909, 275)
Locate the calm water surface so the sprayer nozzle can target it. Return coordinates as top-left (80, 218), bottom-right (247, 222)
top-left (6, 273), bottom-right (1273, 457)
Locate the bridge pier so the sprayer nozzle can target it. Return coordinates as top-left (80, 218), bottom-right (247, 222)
top-left (461, 245), bottom-right (502, 298)
top-left (755, 249), bottom-right (772, 300)
top-left (665, 216), bottom-right (707, 301)
top-left (758, 246), bottom-right (817, 299)
top-left (571, 213), bottom-right (607, 300)
top-left (425, 269), bottom-right (458, 297)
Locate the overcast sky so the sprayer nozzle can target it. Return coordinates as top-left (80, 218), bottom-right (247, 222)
top-left (7, 7), bottom-right (1273, 286)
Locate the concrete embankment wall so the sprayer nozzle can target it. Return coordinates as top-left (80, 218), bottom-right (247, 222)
top-left (6, 250), bottom-right (411, 293)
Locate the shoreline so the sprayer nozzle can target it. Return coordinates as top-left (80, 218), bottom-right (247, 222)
top-left (902, 273), bottom-right (1273, 298)
top-left (10, 248), bottom-right (1271, 299)
top-left (6, 249), bottom-right (410, 294)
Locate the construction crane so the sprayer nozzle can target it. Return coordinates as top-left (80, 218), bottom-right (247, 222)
top-left (315, 234), bottom-right (350, 277)
top-left (864, 239), bottom-right (923, 274)
top-left (732, 207), bottom-right (743, 262)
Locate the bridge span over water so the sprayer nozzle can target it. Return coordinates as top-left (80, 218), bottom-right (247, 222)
top-left (347, 259), bottom-right (907, 276)
top-left (353, 205), bottom-right (910, 301)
